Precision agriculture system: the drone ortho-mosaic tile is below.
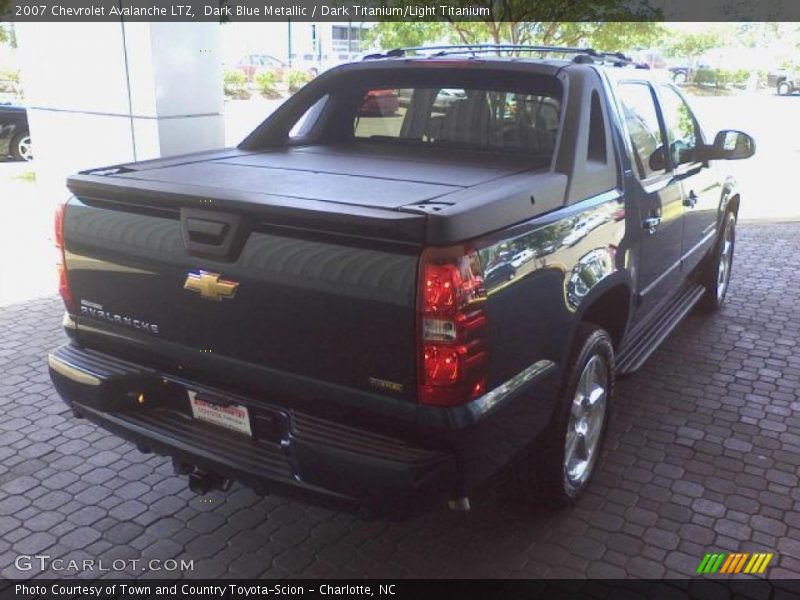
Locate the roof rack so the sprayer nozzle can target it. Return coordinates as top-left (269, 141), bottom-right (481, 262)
top-left (363, 44), bottom-right (649, 69)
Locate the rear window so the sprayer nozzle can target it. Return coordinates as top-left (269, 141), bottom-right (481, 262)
top-left (352, 84), bottom-right (561, 157)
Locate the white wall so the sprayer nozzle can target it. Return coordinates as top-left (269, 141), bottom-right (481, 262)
top-left (15, 22), bottom-right (224, 203)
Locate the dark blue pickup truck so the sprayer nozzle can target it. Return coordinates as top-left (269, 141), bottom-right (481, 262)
top-left (48, 45), bottom-right (754, 512)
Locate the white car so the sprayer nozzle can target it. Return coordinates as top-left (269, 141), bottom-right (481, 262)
top-left (510, 249), bottom-right (535, 268)
top-left (563, 221), bottom-right (590, 247)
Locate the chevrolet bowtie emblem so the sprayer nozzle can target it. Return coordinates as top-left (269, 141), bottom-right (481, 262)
top-left (183, 271), bottom-right (239, 301)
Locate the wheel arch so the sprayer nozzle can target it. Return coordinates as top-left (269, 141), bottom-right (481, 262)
top-left (720, 178), bottom-right (740, 218)
top-left (576, 279), bottom-right (633, 351)
top-left (562, 268), bottom-right (634, 366)
top-left (725, 193), bottom-right (740, 217)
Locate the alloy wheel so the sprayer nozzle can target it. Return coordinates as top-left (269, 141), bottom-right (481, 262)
top-left (563, 354), bottom-right (608, 493)
top-left (717, 218), bottom-right (735, 302)
top-left (17, 135), bottom-right (33, 161)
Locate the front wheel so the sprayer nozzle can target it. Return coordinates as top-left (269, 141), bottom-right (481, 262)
top-left (700, 212), bottom-right (736, 311)
top-left (516, 324), bottom-right (614, 507)
top-left (777, 81), bottom-right (792, 96)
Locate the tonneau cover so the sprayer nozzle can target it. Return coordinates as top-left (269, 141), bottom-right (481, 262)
top-left (67, 144), bottom-right (567, 244)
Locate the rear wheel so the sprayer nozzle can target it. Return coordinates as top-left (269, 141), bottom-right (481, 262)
top-left (10, 131), bottom-right (32, 161)
top-left (700, 212), bottom-right (736, 311)
top-left (673, 71), bottom-right (688, 85)
top-left (516, 324), bottom-right (614, 507)
top-left (777, 81), bottom-right (792, 96)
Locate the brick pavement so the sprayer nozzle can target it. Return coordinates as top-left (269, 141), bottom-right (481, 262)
top-left (0, 222), bottom-right (799, 579)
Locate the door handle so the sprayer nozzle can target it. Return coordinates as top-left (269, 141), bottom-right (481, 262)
top-left (643, 216), bottom-right (662, 235)
top-left (684, 191), bottom-right (698, 208)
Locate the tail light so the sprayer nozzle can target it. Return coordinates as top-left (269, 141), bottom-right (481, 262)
top-left (54, 202), bottom-right (75, 313)
top-left (417, 245), bottom-right (488, 406)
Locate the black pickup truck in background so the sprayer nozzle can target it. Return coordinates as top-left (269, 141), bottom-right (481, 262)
top-left (0, 103), bottom-right (32, 161)
top-left (768, 69), bottom-right (799, 95)
top-left (49, 45), bottom-right (754, 512)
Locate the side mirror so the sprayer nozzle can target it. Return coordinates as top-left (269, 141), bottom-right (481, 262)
top-left (704, 130), bottom-right (756, 161)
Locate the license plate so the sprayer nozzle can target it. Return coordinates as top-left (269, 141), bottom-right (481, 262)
top-left (188, 390), bottom-right (252, 437)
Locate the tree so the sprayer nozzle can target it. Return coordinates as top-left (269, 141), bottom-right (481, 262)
top-left (367, 21), bottom-right (665, 55)
top-left (366, 22), bottom-right (446, 50)
top-left (544, 22), bottom-right (666, 52)
top-left (365, 0), bottom-right (664, 53)
top-left (0, 23), bottom-right (16, 48)
top-left (661, 30), bottom-right (725, 59)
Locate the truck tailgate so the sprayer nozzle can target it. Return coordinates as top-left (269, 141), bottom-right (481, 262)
top-left (63, 192), bottom-right (420, 402)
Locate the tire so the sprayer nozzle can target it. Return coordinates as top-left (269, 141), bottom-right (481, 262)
top-left (699, 212), bottom-right (736, 311)
top-left (777, 81), bottom-right (791, 96)
top-left (10, 131), bottom-right (32, 161)
top-left (673, 72), bottom-right (687, 85)
top-left (516, 323), bottom-right (614, 507)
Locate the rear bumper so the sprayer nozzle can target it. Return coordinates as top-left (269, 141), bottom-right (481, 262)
top-left (48, 341), bottom-right (559, 509)
top-left (49, 343), bottom-right (457, 509)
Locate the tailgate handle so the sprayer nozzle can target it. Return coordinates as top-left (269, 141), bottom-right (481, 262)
top-left (186, 218), bottom-right (229, 245)
top-left (180, 208), bottom-right (249, 262)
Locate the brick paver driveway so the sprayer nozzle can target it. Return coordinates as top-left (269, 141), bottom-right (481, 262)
top-left (1, 222), bottom-right (799, 579)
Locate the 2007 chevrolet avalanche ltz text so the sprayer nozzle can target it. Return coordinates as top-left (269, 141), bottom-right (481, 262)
top-left (48, 45), bottom-right (755, 512)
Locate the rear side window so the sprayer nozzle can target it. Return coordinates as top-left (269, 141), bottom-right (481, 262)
top-left (587, 90), bottom-right (607, 163)
top-left (353, 86), bottom-right (561, 157)
top-left (289, 95), bottom-right (329, 139)
top-left (617, 83), bottom-right (665, 179)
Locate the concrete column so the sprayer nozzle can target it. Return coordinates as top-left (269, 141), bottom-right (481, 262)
top-left (14, 22), bottom-right (224, 200)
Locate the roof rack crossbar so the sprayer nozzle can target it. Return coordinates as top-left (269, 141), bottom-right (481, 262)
top-left (365, 44), bottom-right (637, 66)
top-left (385, 44), bottom-right (600, 57)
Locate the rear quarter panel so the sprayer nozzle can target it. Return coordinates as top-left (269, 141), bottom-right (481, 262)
top-left (475, 190), bottom-right (630, 392)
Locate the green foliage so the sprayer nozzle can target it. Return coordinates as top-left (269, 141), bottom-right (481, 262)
top-left (366, 22), bottom-right (446, 50)
top-left (0, 23), bottom-right (15, 47)
top-left (694, 68), bottom-right (750, 89)
top-left (0, 67), bottom-right (21, 99)
top-left (223, 69), bottom-right (250, 100)
top-left (550, 22), bottom-right (666, 52)
top-left (12, 169), bottom-right (36, 183)
top-left (663, 30), bottom-right (723, 59)
top-left (365, 0), bottom-right (661, 49)
top-left (255, 69), bottom-right (281, 99)
top-left (366, 19), bottom-right (664, 55)
top-left (780, 59), bottom-right (800, 72)
top-left (284, 69), bottom-right (311, 93)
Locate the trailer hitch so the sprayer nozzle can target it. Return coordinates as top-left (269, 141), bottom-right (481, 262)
top-left (187, 469), bottom-right (232, 495)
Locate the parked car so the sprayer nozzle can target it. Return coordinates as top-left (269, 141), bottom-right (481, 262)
top-left (668, 66), bottom-right (692, 84)
top-left (358, 89), bottom-right (399, 116)
top-left (562, 219), bottom-right (591, 247)
top-left (235, 53), bottom-right (286, 82)
top-left (433, 88), bottom-right (468, 109)
top-left (485, 261), bottom-right (517, 286)
top-left (0, 103), bottom-right (32, 161)
top-left (397, 87), bottom-right (467, 110)
top-left (768, 69), bottom-right (799, 95)
top-left (49, 45), bottom-right (754, 513)
top-left (510, 248), bottom-right (535, 268)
